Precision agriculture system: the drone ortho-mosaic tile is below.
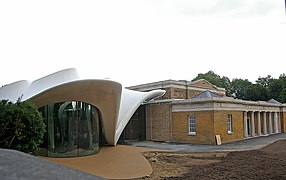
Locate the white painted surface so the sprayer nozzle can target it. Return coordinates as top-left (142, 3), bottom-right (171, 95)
top-left (0, 80), bottom-right (30, 102)
top-left (0, 68), bottom-right (165, 145)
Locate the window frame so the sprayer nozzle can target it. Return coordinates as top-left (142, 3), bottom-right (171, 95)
top-left (188, 115), bottom-right (196, 135)
top-left (227, 114), bottom-right (233, 134)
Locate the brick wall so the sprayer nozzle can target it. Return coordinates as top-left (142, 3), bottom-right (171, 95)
top-left (213, 111), bottom-right (244, 144)
top-left (281, 112), bottom-right (286, 132)
top-left (172, 111), bottom-right (215, 144)
top-left (161, 88), bottom-right (172, 99)
top-left (171, 87), bottom-right (186, 99)
top-left (145, 103), bottom-right (172, 141)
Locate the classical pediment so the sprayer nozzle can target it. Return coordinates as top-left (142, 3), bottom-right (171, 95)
top-left (190, 79), bottom-right (219, 90)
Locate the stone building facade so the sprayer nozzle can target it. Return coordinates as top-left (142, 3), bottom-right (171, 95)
top-left (125, 79), bottom-right (286, 145)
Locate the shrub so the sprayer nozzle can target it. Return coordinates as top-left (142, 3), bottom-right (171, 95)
top-left (0, 100), bottom-right (45, 153)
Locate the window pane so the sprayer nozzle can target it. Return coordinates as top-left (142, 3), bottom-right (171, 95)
top-left (189, 115), bottom-right (196, 133)
top-left (228, 115), bottom-right (232, 133)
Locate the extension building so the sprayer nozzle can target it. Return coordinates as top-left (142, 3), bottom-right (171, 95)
top-left (0, 69), bottom-right (165, 157)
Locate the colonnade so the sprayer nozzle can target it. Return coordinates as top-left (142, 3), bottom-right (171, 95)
top-left (243, 111), bottom-right (281, 138)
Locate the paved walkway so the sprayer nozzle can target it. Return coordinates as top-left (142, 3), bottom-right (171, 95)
top-left (125, 133), bottom-right (286, 152)
top-left (44, 145), bottom-right (162, 179)
top-left (44, 133), bottom-right (286, 179)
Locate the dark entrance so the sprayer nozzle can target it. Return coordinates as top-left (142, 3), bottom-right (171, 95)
top-left (119, 105), bottom-right (146, 142)
top-left (247, 117), bottom-right (251, 136)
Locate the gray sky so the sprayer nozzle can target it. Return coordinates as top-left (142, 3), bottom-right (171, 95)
top-left (0, 0), bottom-right (285, 87)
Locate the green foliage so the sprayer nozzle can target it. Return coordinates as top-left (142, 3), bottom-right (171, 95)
top-left (230, 78), bottom-right (252, 100)
top-left (192, 71), bottom-right (286, 103)
top-left (256, 75), bottom-right (272, 88)
top-left (245, 84), bottom-right (270, 101)
top-left (0, 100), bottom-right (45, 153)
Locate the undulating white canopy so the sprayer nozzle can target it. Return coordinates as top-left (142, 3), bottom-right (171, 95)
top-left (0, 68), bottom-right (165, 145)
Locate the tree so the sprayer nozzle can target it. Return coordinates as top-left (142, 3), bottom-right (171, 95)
top-left (192, 71), bottom-right (231, 96)
top-left (192, 70), bottom-right (286, 102)
top-left (268, 78), bottom-right (282, 101)
top-left (230, 78), bottom-right (252, 99)
top-left (0, 100), bottom-right (45, 153)
top-left (245, 84), bottom-right (270, 101)
top-left (277, 75), bottom-right (286, 103)
top-left (256, 75), bottom-right (273, 88)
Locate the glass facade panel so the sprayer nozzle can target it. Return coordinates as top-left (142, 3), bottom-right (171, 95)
top-left (38, 101), bottom-right (100, 157)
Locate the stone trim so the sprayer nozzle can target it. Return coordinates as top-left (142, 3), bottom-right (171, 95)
top-left (127, 79), bottom-right (225, 93)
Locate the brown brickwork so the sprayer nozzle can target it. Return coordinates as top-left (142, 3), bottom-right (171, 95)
top-left (171, 87), bottom-right (187, 99)
top-left (172, 111), bottom-right (215, 144)
top-left (145, 103), bottom-right (172, 141)
top-left (187, 89), bottom-right (203, 99)
top-left (213, 111), bottom-right (244, 144)
top-left (161, 88), bottom-right (171, 99)
top-left (171, 110), bottom-right (244, 145)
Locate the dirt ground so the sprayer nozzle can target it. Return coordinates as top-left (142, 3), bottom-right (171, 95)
top-left (136, 140), bottom-right (286, 179)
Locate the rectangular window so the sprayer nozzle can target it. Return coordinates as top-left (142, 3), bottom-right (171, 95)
top-left (188, 115), bottom-right (196, 135)
top-left (228, 114), bottom-right (233, 134)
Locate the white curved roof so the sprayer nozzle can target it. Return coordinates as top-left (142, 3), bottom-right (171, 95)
top-left (0, 80), bottom-right (31, 102)
top-left (0, 68), bottom-right (165, 145)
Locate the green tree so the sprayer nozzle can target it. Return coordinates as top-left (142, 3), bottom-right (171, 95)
top-left (256, 75), bottom-right (273, 88)
top-left (277, 75), bottom-right (286, 103)
top-left (245, 84), bottom-right (270, 101)
top-left (268, 78), bottom-right (282, 101)
top-left (0, 100), bottom-right (45, 153)
top-left (192, 71), bottom-right (231, 96)
top-left (230, 78), bottom-right (252, 100)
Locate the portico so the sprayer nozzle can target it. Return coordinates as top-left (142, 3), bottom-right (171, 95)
top-left (167, 95), bottom-right (286, 145)
top-left (244, 111), bottom-right (281, 138)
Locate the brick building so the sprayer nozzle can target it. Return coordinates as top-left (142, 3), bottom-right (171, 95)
top-left (121, 79), bottom-right (286, 145)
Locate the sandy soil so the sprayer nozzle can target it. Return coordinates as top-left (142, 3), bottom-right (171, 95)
top-left (136, 139), bottom-right (286, 179)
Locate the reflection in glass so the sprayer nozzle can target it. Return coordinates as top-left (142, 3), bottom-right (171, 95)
top-left (38, 101), bottom-right (100, 157)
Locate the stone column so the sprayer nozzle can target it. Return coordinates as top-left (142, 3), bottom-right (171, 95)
top-left (257, 112), bottom-right (261, 136)
top-left (251, 111), bottom-right (255, 137)
top-left (274, 112), bottom-right (279, 133)
top-left (268, 112), bottom-right (273, 134)
top-left (263, 112), bottom-right (267, 135)
top-left (244, 111), bottom-right (248, 138)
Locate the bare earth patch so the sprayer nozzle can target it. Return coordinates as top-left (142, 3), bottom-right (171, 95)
top-left (135, 140), bottom-right (286, 179)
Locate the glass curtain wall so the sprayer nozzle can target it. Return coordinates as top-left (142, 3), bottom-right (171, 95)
top-left (38, 101), bottom-right (100, 157)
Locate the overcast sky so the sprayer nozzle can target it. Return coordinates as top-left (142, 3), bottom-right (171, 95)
top-left (0, 0), bottom-right (285, 87)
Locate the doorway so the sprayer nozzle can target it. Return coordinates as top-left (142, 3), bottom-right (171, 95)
top-left (119, 105), bottom-right (146, 142)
